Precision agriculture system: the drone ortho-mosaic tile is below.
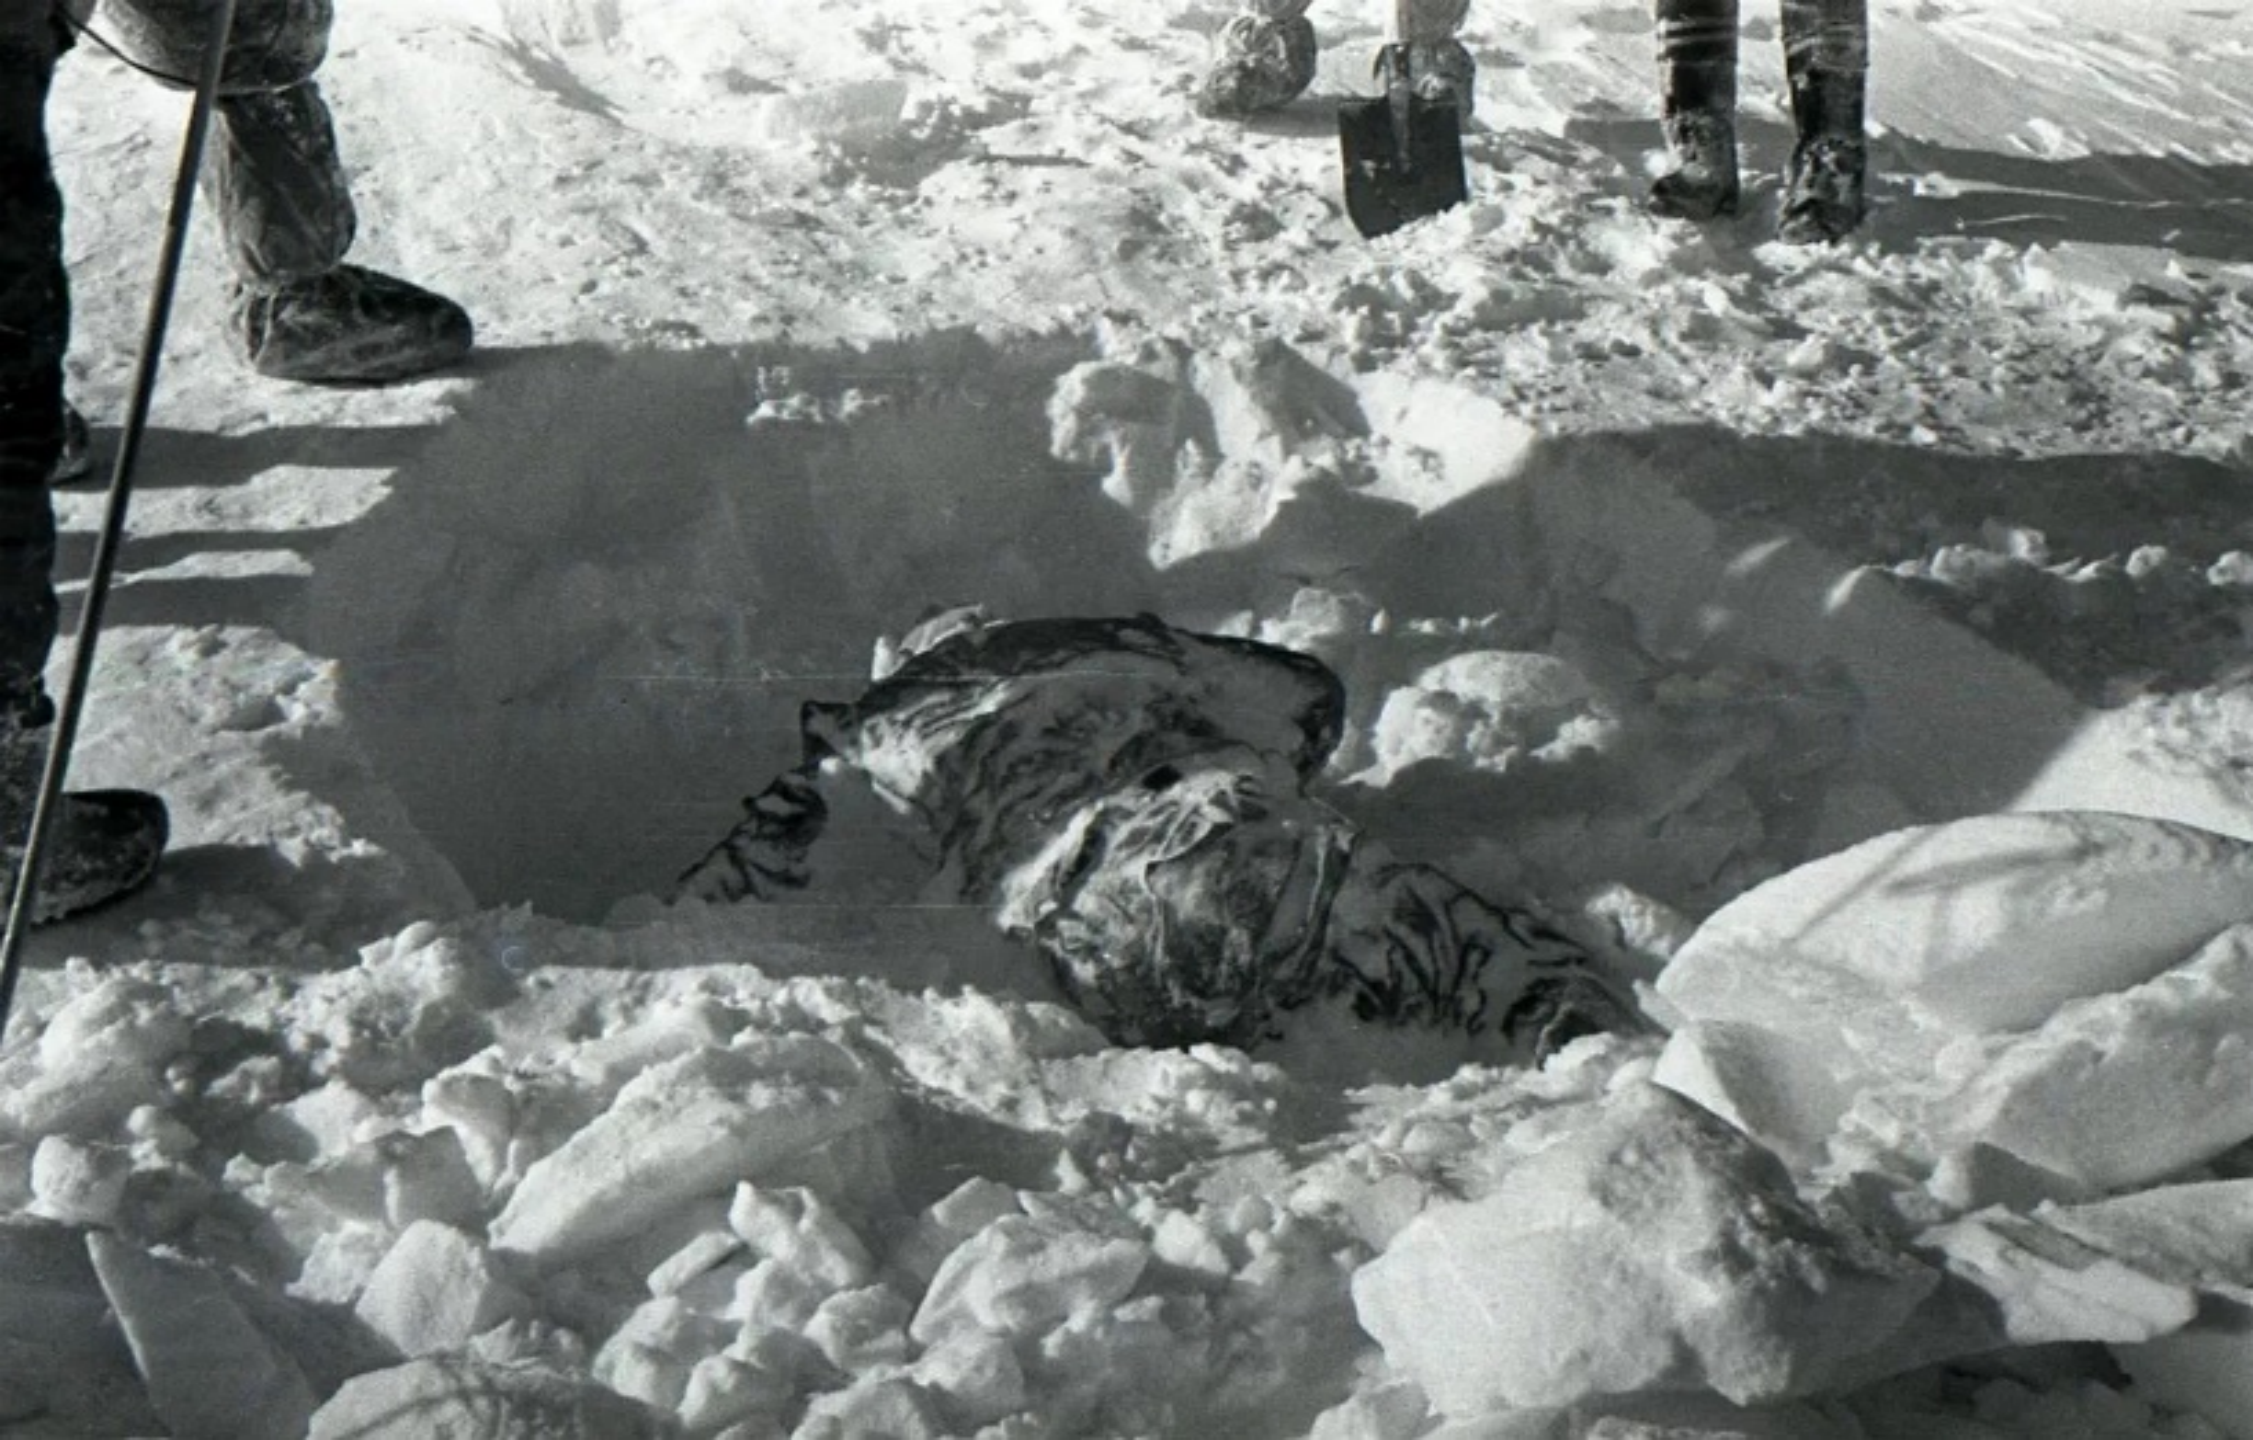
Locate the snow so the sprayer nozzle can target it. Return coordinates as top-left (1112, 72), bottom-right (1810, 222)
top-left (86, 1231), bottom-right (319, 1440)
top-left (486, 1040), bottom-right (893, 1266)
top-left (1652, 815), bottom-right (2253, 1200)
top-left (1650, 812), bottom-right (2253, 1186)
top-left (15, 0), bottom-right (2253, 1433)
top-left (1352, 1084), bottom-right (1939, 1412)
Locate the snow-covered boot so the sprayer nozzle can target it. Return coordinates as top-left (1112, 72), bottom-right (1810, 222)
top-left (1650, 110), bottom-right (1739, 220)
top-left (1391, 0), bottom-right (1476, 118)
top-left (1778, 0), bottom-right (1869, 242)
top-left (1778, 133), bottom-right (1866, 242)
top-left (231, 263), bottom-right (473, 385)
top-left (1402, 38), bottom-right (1476, 119)
top-left (0, 718), bottom-right (168, 925)
top-left (1196, 4), bottom-right (1319, 119)
top-left (1648, 0), bottom-right (1740, 220)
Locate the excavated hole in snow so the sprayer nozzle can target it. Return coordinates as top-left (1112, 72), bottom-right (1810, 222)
top-left (304, 334), bottom-right (1172, 920)
top-left (302, 330), bottom-right (2200, 926)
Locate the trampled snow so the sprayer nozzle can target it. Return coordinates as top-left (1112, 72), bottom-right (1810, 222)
top-left (10, 0), bottom-right (2253, 1435)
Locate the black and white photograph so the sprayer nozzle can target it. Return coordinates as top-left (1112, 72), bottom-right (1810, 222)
top-left (4, 0), bottom-right (2253, 1434)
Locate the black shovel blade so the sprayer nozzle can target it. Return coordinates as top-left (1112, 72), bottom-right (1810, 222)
top-left (1339, 93), bottom-right (1468, 239)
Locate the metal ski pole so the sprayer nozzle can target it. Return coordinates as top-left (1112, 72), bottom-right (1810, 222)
top-left (0, 0), bottom-right (239, 1046)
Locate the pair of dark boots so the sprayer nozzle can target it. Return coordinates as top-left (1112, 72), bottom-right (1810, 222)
top-left (1649, 62), bottom-right (1868, 243)
top-left (1195, 10), bottom-right (1476, 120)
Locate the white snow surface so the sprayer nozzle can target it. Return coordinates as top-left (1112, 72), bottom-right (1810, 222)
top-left (13, 0), bottom-right (2253, 1435)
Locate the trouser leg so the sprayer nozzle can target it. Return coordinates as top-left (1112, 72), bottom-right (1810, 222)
top-left (1780, 0), bottom-right (1867, 142)
top-left (1654, 0), bottom-right (1737, 118)
top-left (1389, 0), bottom-right (1475, 113)
top-left (1389, 0), bottom-right (1469, 43)
top-left (99, 0), bottom-right (469, 380)
top-left (0, 15), bottom-right (65, 723)
top-left (100, 0), bottom-right (351, 283)
top-left (1777, 0), bottom-right (1868, 240)
top-left (1647, 0), bottom-right (1740, 219)
top-left (210, 80), bottom-right (355, 283)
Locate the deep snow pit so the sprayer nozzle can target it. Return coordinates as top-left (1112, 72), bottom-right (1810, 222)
top-left (240, 328), bottom-right (2253, 1440)
top-left (299, 323), bottom-right (2253, 933)
top-left (301, 327), bottom-right (1913, 929)
top-left (303, 333), bottom-right (1160, 919)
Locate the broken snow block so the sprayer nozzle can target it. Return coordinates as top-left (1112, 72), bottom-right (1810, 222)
top-left (679, 1349), bottom-right (793, 1434)
top-left (1924, 1142), bottom-right (2094, 1216)
top-left (7, 978), bottom-right (188, 1136)
top-left (804, 1284), bottom-right (913, 1371)
top-left (379, 1125), bottom-right (486, 1230)
top-left (1654, 812), bottom-right (2253, 1178)
top-left (353, 1220), bottom-right (530, 1357)
top-left (29, 1135), bottom-right (132, 1228)
top-left (729, 1255), bottom-right (829, 1329)
top-left (728, 1182), bottom-right (874, 1293)
top-left (592, 1295), bottom-right (734, 1412)
top-left (250, 1079), bottom-right (384, 1164)
top-left (2042, 1180), bottom-right (2253, 1304)
top-left (649, 1226), bottom-right (748, 1297)
top-left (1353, 1085), bottom-right (1937, 1415)
top-left (892, 1176), bottom-right (1022, 1288)
top-left (794, 1375), bottom-right (944, 1440)
top-left (911, 1331), bottom-right (1028, 1432)
top-left (86, 1231), bottom-right (316, 1440)
top-left (567, 996), bottom-right (741, 1097)
top-left (0, 1220), bottom-right (158, 1430)
top-left (291, 1220), bottom-right (392, 1306)
top-left (909, 1213), bottom-right (1152, 1347)
top-left (1661, 813), bottom-right (2253, 1036)
top-left (489, 1039), bottom-right (891, 1267)
top-left (308, 1356), bottom-right (672, 1439)
top-left (1915, 923), bottom-right (2253, 1194)
top-left (1651, 1020), bottom-right (1846, 1174)
top-left (1921, 1208), bottom-right (2197, 1347)
top-left (1304, 1380), bottom-right (1435, 1440)
top-left (420, 1067), bottom-right (515, 1189)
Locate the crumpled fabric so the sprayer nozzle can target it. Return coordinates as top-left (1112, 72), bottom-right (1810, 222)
top-left (679, 615), bottom-right (1642, 1057)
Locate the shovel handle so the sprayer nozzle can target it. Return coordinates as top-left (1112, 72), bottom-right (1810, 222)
top-left (1375, 44), bottom-right (1415, 171)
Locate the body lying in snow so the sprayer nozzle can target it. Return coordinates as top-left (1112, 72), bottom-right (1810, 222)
top-left (672, 613), bottom-right (1640, 1059)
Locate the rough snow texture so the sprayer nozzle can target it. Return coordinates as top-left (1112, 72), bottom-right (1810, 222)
top-left (1353, 1084), bottom-right (1938, 1414)
top-left (307, 1356), bottom-right (670, 1439)
top-left (1654, 812), bottom-right (2253, 1191)
top-left (354, 1221), bottom-right (531, 1356)
top-left (489, 1038), bottom-right (893, 1265)
top-left (86, 1232), bottom-right (317, 1440)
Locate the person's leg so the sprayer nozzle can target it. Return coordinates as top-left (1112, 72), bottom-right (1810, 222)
top-left (0, 5), bottom-right (166, 922)
top-left (1391, 0), bottom-right (1474, 116)
top-left (1196, 0), bottom-right (1318, 119)
top-left (103, 0), bottom-right (472, 380)
top-left (1777, 0), bottom-right (1868, 242)
top-left (0, 8), bottom-right (68, 716)
top-left (1648, 0), bottom-right (1741, 221)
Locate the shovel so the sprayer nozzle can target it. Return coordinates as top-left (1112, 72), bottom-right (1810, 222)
top-left (1339, 33), bottom-right (1468, 238)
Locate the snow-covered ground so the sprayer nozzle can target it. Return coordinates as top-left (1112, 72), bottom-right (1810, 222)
top-left (10, 0), bottom-right (2253, 1434)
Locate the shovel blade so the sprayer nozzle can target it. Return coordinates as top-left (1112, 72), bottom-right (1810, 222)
top-left (1339, 93), bottom-right (1468, 238)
